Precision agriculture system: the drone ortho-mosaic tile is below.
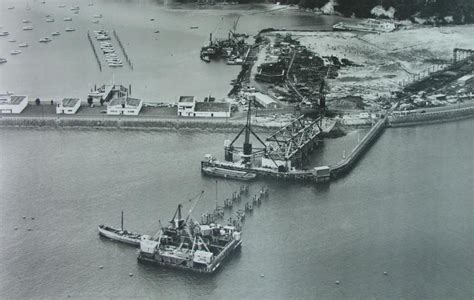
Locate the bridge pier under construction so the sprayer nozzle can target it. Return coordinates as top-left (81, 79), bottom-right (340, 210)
top-left (201, 100), bottom-right (390, 183)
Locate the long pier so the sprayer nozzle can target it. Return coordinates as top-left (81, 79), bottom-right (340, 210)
top-left (113, 29), bottom-right (133, 69)
top-left (87, 31), bottom-right (102, 71)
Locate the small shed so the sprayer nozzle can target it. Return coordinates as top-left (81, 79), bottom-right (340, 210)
top-left (0, 94), bottom-right (28, 114)
top-left (107, 97), bottom-right (143, 115)
top-left (56, 98), bottom-right (81, 114)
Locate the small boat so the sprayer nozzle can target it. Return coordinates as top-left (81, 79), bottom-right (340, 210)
top-left (10, 50), bottom-right (22, 55)
top-left (201, 55), bottom-right (210, 63)
top-left (64, 17), bottom-right (72, 21)
top-left (58, 4), bottom-right (66, 8)
top-left (8, 39), bottom-right (16, 43)
top-left (92, 20), bottom-right (99, 24)
top-left (39, 37), bottom-right (52, 43)
top-left (73, 11), bottom-right (79, 14)
top-left (0, 32), bottom-right (9, 36)
top-left (8, 6), bottom-right (15, 10)
top-left (22, 20), bottom-right (31, 24)
top-left (93, 14), bottom-right (102, 18)
top-left (22, 26), bottom-right (34, 31)
top-left (51, 31), bottom-right (60, 36)
top-left (65, 27), bottom-right (76, 32)
top-left (88, 3), bottom-right (94, 6)
top-left (18, 43), bottom-right (29, 47)
top-left (154, 30), bottom-right (160, 33)
top-left (108, 62), bottom-right (123, 67)
top-left (190, 26), bottom-right (199, 29)
top-left (202, 166), bottom-right (257, 181)
top-left (0, 58), bottom-right (7, 64)
top-left (98, 211), bottom-right (141, 246)
top-left (46, 18), bottom-right (55, 22)
top-left (70, 6), bottom-right (80, 11)
top-left (150, 18), bottom-right (155, 21)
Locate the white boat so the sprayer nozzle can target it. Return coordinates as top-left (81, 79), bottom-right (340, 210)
top-left (98, 212), bottom-right (141, 246)
top-left (58, 4), bottom-right (66, 8)
top-left (93, 14), bottom-right (102, 18)
top-left (46, 18), bottom-right (55, 22)
top-left (18, 43), bottom-right (29, 47)
top-left (22, 20), bottom-right (31, 24)
top-left (8, 6), bottom-right (15, 10)
top-left (0, 58), bottom-right (7, 64)
top-left (0, 32), bottom-right (9, 36)
top-left (96, 35), bottom-right (110, 41)
top-left (39, 37), bottom-right (52, 43)
top-left (88, 3), bottom-right (94, 6)
top-left (202, 166), bottom-right (257, 181)
top-left (65, 27), bottom-right (76, 32)
top-left (92, 20), bottom-right (99, 24)
top-left (8, 39), bottom-right (16, 43)
top-left (52, 31), bottom-right (60, 36)
top-left (70, 6), bottom-right (80, 11)
top-left (10, 50), bottom-right (22, 55)
top-left (64, 17), bottom-right (72, 21)
top-left (22, 26), bottom-right (34, 31)
top-left (108, 62), bottom-right (123, 67)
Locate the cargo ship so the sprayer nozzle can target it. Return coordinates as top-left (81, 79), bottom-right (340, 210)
top-left (137, 204), bottom-right (242, 273)
top-left (98, 211), bottom-right (142, 246)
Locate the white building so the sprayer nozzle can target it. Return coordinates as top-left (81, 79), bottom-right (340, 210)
top-left (0, 94), bottom-right (28, 114)
top-left (177, 96), bottom-right (195, 116)
top-left (194, 102), bottom-right (231, 117)
top-left (177, 96), bottom-right (231, 117)
top-left (246, 92), bottom-right (278, 109)
top-left (56, 98), bottom-right (81, 114)
top-left (107, 97), bottom-right (143, 115)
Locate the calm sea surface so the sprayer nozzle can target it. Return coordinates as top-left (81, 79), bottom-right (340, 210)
top-left (0, 119), bottom-right (473, 299)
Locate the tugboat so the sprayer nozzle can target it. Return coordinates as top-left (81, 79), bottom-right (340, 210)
top-left (98, 211), bottom-right (142, 246)
top-left (138, 198), bottom-right (242, 273)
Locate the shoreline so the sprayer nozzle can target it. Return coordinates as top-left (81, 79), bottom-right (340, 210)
top-left (2, 105), bottom-right (474, 131)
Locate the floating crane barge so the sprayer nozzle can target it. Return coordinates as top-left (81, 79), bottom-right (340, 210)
top-left (137, 195), bottom-right (242, 273)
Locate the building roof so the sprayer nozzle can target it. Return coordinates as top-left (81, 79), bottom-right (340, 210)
top-left (0, 95), bottom-right (26, 105)
top-left (179, 96), bottom-right (195, 103)
top-left (61, 98), bottom-right (80, 107)
top-left (109, 97), bottom-right (142, 108)
top-left (194, 102), bottom-right (230, 113)
top-left (252, 92), bottom-right (277, 106)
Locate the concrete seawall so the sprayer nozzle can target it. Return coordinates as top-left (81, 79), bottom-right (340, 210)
top-left (0, 115), bottom-right (283, 132)
top-left (389, 106), bottom-right (474, 127)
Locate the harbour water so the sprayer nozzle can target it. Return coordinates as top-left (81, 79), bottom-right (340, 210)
top-left (0, 0), bottom-right (341, 102)
top-left (1, 118), bottom-right (473, 298)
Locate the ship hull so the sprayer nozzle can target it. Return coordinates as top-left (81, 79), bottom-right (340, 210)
top-left (98, 225), bottom-right (141, 246)
top-left (137, 239), bottom-right (242, 274)
top-left (202, 167), bottom-right (256, 181)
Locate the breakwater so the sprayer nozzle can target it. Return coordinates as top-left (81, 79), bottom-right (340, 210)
top-left (0, 115), bottom-right (281, 132)
top-left (329, 117), bottom-right (387, 178)
top-left (389, 105), bottom-right (474, 127)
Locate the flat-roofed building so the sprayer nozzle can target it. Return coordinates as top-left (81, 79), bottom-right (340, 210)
top-left (177, 96), bottom-right (195, 116)
top-left (246, 92), bottom-right (278, 109)
top-left (107, 97), bottom-right (143, 115)
top-left (56, 98), bottom-right (81, 114)
top-left (193, 102), bottom-right (231, 117)
top-left (0, 94), bottom-right (28, 114)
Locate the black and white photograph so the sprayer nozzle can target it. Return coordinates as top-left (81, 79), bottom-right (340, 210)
top-left (1, 0), bottom-right (473, 298)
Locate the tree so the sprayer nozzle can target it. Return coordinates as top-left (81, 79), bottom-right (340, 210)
top-left (35, 98), bottom-right (40, 106)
